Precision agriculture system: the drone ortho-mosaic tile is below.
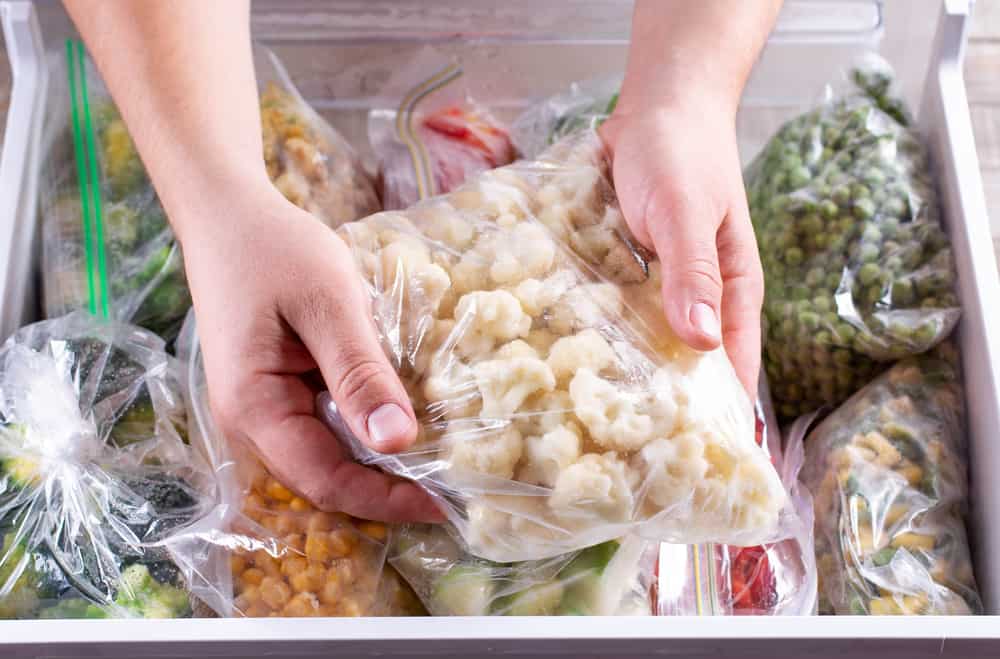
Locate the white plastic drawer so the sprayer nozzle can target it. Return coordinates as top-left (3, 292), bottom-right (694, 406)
top-left (0, 1), bottom-right (998, 657)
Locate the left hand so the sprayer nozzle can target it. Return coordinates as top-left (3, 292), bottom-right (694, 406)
top-left (599, 100), bottom-right (764, 395)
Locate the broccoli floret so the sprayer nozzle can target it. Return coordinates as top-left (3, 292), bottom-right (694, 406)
top-left (114, 563), bottom-right (190, 618)
top-left (0, 532), bottom-right (66, 619)
top-left (38, 598), bottom-right (109, 619)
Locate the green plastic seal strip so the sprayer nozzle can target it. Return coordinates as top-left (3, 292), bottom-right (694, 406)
top-left (394, 61), bottom-right (463, 201)
top-left (65, 39), bottom-right (110, 319)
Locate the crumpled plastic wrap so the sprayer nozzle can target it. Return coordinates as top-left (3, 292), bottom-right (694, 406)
top-left (799, 346), bottom-right (981, 615)
top-left (0, 312), bottom-right (213, 619)
top-left (655, 381), bottom-right (817, 616)
top-left (511, 77), bottom-right (619, 160)
top-left (169, 315), bottom-right (423, 618)
top-left (389, 526), bottom-right (655, 616)
top-left (369, 51), bottom-right (516, 210)
top-left (318, 131), bottom-right (791, 563)
top-left (745, 57), bottom-right (960, 420)
top-left (40, 42), bottom-right (379, 342)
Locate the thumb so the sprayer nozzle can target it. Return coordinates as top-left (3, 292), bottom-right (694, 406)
top-left (646, 195), bottom-right (724, 352)
top-left (283, 241), bottom-right (417, 455)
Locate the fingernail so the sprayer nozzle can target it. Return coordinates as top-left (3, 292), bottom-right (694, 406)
top-left (690, 302), bottom-right (721, 342)
top-left (367, 403), bottom-right (412, 448)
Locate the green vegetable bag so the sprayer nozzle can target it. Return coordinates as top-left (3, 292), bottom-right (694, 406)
top-left (0, 312), bottom-right (214, 619)
top-left (40, 42), bottom-right (380, 343)
top-left (387, 525), bottom-right (655, 617)
top-left (745, 57), bottom-right (959, 420)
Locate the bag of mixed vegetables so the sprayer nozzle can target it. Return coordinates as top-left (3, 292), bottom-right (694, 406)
top-left (0, 312), bottom-right (214, 619)
top-left (169, 315), bottom-right (424, 618)
top-left (369, 50), bottom-right (516, 210)
top-left (317, 130), bottom-right (794, 563)
top-left (40, 41), bottom-right (379, 343)
top-left (389, 525), bottom-right (654, 616)
top-left (511, 77), bottom-right (620, 160)
top-left (656, 381), bottom-right (817, 616)
top-left (799, 346), bottom-right (981, 615)
top-left (746, 57), bottom-right (959, 421)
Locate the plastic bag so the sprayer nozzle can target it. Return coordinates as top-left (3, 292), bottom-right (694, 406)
top-left (655, 380), bottom-right (817, 616)
top-left (745, 57), bottom-right (960, 421)
top-left (169, 314), bottom-right (421, 618)
top-left (511, 77), bottom-right (620, 160)
top-left (40, 41), bottom-right (379, 342)
top-left (0, 312), bottom-right (215, 619)
top-left (319, 130), bottom-right (790, 563)
top-left (389, 526), bottom-right (654, 616)
top-left (798, 346), bottom-right (981, 615)
top-left (369, 51), bottom-right (515, 210)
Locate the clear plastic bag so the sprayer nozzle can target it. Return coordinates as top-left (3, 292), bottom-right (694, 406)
top-left (319, 130), bottom-right (791, 563)
top-left (0, 312), bottom-right (214, 619)
top-left (798, 346), bottom-right (981, 615)
top-left (389, 526), bottom-right (655, 616)
top-left (170, 314), bottom-right (421, 618)
top-left (369, 50), bottom-right (516, 210)
top-left (40, 41), bottom-right (379, 342)
top-left (745, 57), bottom-right (960, 421)
top-left (510, 77), bottom-right (620, 160)
top-left (655, 381), bottom-right (817, 616)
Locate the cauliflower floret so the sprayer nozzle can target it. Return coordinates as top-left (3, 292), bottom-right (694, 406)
top-left (549, 452), bottom-right (634, 522)
top-left (631, 434), bottom-right (709, 510)
top-left (488, 223), bottom-right (557, 286)
top-left (547, 283), bottom-right (623, 335)
top-left (453, 291), bottom-right (532, 358)
top-left (513, 270), bottom-right (577, 317)
top-left (515, 390), bottom-right (574, 437)
top-left (419, 205), bottom-right (476, 250)
top-left (379, 238), bottom-right (430, 279)
top-left (474, 357), bottom-right (556, 417)
top-left (547, 329), bottom-right (616, 384)
top-left (423, 359), bottom-right (479, 420)
top-left (444, 425), bottom-right (523, 479)
top-left (495, 339), bottom-right (539, 360)
top-left (569, 369), bottom-right (658, 452)
top-left (517, 423), bottom-right (582, 488)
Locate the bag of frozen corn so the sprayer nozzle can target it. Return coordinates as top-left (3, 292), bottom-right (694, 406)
top-left (318, 130), bottom-right (793, 563)
top-left (40, 42), bottom-right (379, 343)
top-left (799, 346), bottom-right (981, 615)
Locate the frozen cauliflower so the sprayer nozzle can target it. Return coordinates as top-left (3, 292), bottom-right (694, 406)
top-left (337, 131), bottom-right (788, 561)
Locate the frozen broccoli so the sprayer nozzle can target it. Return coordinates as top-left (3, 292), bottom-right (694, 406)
top-left (114, 563), bottom-right (191, 619)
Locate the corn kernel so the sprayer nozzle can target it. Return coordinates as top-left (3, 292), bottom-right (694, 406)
top-left (901, 594), bottom-right (929, 615)
top-left (253, 550), bottom-right (282, 577)
top-left (283, 592), bottom-right (322, 617)
top-left (274, 514), bottom-right (297, 536)
top-left (239, 584), bottom-right (261, 605)
top-left (328, 529), bottom-right (356, 558)
top-left (340, 599), bottom-right (362, 617)
top-left (358, 521), bottom-right (387, 541)
top-left (319, 579), bottom-right (340, 605)
top-left (290, 497), bottom-right (311, 512)
top-left (869, 597), bottom-right (901, 615)
top-left (260, 576), bottom-right (293, 609)
top-left (336, 558), bottom-right (356, 584)
top-left (305, 532), bottom-right (333, 563)
top-left (241, 567), bottom-right (265, 587)
top-left (897, 463), bottom-right (923, 487)
top-left (291, 564), bottom-right (326, 594)
top-left (307, 512), bottom-right (336, 534)
top-left (282, 533), bottom-right (305, 553)
top-left (266, 479), bottom-right (295, 502)
top-left (281, 556), bottom-right (308, 578)
top-left (244, 602), bottom-right (272, 618)
top-left (230, 554), bottom-right (248, 575)
top-left (260, 514), bottom-right (282, 534)
top-left (884, 503), bottom-right (909, 527)
top-left (891, 532), bottom-right (936, 551)
top-left (245, 494), bottom-right (267, 511)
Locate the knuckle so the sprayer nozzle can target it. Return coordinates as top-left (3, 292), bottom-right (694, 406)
top-left (298, 481), bottom-right (342, 512)
top-left (678, 255), bottom-right (723, 298)
top-left (332, 356), bottom-right (392, 412)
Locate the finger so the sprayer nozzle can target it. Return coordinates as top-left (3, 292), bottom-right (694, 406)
top-left (281, 238), bottom-right (418, 454)
top-left (717, 199), bottom-right (765, 397)
top-left (234, 373), bottom-right (443, 523)
top-left (642, 186), bottom-right (725, 352)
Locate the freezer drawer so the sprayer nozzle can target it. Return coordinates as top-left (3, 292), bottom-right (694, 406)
top-left (0, 1), bottom-right (998, 657)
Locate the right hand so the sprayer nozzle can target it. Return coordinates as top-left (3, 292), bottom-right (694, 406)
top-left (177, 180), bottom-right (442, 523)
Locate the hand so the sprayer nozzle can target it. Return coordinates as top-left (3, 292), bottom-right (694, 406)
top-left (599, 102), bottom-right (764, 395)
top-left (177, 181), bottom-right (442, 523)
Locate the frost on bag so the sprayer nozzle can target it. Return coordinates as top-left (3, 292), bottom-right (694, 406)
top-left (511, 77), bottom-right (620, 160)
top-left (0, 312), bottom-right (212, 619)
top-left (656, 383), bottom-right (817, 616)
top-left (389, 525), bottom-right (654, 616)
top-left (40, 42), bottom-right (379, 342)
top-left (170, 315), bottom-right (424, 618)
top-left (746, 58), bottom-right (959, 421)
top-left (800, 346), bottom-right (981, 615)
top-left (369, 50), bottom-right (515, 210)
top-left (320, 131), bottom-right (789, 562)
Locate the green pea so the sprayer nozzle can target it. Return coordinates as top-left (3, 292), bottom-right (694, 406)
top-left (885, 255), bottom-right (903, 273)
top-left (832, 184), bottom-right (852, 205)
top-left (859, 242), bottom-right (880, 263)
top-left (885, 196), bottom-right (907, 217)
top-left (800, 213), bottom-right (824, 235)
top-left (858, 262), bottom-right (881, 286)
top-left (805, 268), bottom-right (826, 287)
top-left (861, 225), bottom-right (882, 243)
top-left (789, 165), bottom-right (812, 187)
top-left (799, 311), bottom-right (821, 330)
top-left (816, 330), bottom-right (833, 346)
top-left (835, 322), bottom-right (857, 343)
top-left (785, 247), bottom-right (804, 266)
top-left (913, 322), bottom-right (938, 346)
top-left (853, 198), bottom-right (876, 220)
top-left (820, 199), bottom-right (839, 219)
top-left (832, 349), bottom-right (853, 365)
top-left (826, 272), bottom-right (844, 290)
top-left (812, 295), bottom-right (833, 313)
top-left (851, 183), bottom-right (871, 199)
